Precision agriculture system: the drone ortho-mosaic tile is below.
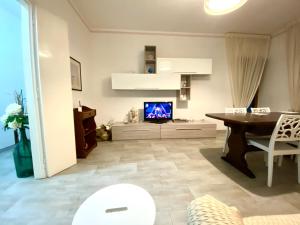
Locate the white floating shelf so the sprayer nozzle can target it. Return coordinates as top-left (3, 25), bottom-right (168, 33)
top-left (157, 58), bottom-right (212, 75)
top-left (111, 73), bottom-right (181, 90)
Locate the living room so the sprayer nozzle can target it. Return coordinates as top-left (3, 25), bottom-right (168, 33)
top-left (1, 0), bottom-right (300, 224)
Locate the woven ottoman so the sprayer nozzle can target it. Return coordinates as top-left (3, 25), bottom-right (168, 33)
top-left (187, 195), bottom-right (300, 225)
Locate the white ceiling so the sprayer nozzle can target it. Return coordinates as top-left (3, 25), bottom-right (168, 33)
top-left (69, 0), bottom-right (300, 35)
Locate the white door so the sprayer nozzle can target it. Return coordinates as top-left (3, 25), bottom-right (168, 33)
top-left (35, 6), bottom-right (77, 176)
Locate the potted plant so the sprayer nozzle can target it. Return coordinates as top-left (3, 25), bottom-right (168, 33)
top-left (0, 91), bottom-right (33, 178)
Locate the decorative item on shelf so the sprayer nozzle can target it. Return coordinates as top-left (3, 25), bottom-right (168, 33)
top-left (180, 94), bottom-right (187, 101)
top-left (0, 90), bottom-right (33, 178)
top-left (147, 66), bottom-right (155, 74)
top-left (96, 120), bottom-right (113, 141)
top-left (128, 107), bottom-right (139, 123)
top-left (123, 114), bottom-right (129, 124)
top-left (78, 100), bottom-right (82, 112)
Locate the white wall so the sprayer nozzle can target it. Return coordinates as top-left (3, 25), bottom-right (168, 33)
top-left (33, 0), bottom-right (91, 108)
top-left (32, 1), bottom-right (233, 130)
top-left (259, 33), bottom-right (290, 111)
top-left (89, 33), bottom-right (232, 129)
top-left (29, 0), bottom-right (294, 133)
top-left (24, 0), bottom-right (295, 136)
top-left (0, 1), bottom-right (25, 149)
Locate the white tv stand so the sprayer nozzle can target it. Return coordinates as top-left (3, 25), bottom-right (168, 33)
top-left (111, 121), bottom-right (216, 141)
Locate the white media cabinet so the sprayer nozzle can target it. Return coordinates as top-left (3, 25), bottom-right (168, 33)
top-left (111, 121), bottom-right (216, 141)
top-left (111, 58), bottom-right (212, 91)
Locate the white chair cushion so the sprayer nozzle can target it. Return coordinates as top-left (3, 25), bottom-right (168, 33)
top-left (187, 195), bottom-right (244, 225)
top-left (243, 214), bottom-right (300, 225)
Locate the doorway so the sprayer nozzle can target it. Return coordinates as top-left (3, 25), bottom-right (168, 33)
top-left (0, 0), bottom-right (47, 179)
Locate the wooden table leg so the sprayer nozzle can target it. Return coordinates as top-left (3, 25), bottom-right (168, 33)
top-left (222, 124), bottom-right (255, 178)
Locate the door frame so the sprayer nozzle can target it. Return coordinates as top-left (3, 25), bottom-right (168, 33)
top-left (19, 0), bottom-right (48, 178)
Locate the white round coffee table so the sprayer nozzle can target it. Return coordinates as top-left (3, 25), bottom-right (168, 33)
top-left (72, 184), bottom-right (156, 225)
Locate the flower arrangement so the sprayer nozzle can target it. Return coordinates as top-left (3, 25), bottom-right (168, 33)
top-left (97, 120), bottom-right (113, 141)
top-left (0, 90), bottom-right (33, 178)
top-left (103, 120), bottom-right (113, 131)
top-left (0, 91), bottom-right (29, 131)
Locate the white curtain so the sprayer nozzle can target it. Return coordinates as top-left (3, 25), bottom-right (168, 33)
top-left (225, 33), bottom-right (270, 107)
top-left (286, 22), bottom-right (300, 112)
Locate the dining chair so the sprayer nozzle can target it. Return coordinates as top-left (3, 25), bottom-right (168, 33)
top-left (250, 107), bottom-right (272, 163)
top-left (225, 108), bottom-right (247, 114)
top-left (247, 114), bottom-right (300, 187)
top-left (253, 108), bottom-right (299, 164)
top-left (223, 108), bottom-right (247, 153)
top-left (251, 107), bottom-right (271, 113)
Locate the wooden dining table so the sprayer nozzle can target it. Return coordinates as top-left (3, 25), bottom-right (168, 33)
top-left (205, 112), bottom-right (285, 178)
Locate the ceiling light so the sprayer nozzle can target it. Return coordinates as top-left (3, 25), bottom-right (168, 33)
top-left (204, 0), bottom-right (248, 15)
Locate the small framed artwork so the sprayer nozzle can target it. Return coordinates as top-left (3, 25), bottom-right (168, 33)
top-left (70, 57), bottom-right (82, 91)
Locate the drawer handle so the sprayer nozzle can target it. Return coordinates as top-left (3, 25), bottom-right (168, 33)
top-left (105, 207), bottom-right (128, 213)
top-left (122, 129), bottom-right (151, 132)
top-left (175, 128), bottom-right (202, 131)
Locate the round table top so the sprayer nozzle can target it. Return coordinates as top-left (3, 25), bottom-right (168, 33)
top-left (72, 184), bottom-right (156, 225)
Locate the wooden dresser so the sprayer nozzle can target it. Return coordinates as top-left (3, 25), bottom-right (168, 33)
top-left (112, 123), bottom-right (160, 141)
top-left (73, 106), bottom-right (97, 158)
top-left (112, 121), bottom-right (216, 141)
top-left (161, 122), bottom-right (216, 139)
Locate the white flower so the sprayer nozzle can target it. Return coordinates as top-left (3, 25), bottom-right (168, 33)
top-left (0, 114), bottom-right (8, 124)
top-left (5, 103), bottom-right (22, 116)
top-left (8, 119), bottom-right (22, 130)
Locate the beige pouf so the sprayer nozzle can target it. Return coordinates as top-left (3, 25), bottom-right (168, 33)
top-left (243, 215), bottom-right (300, 225)
top-left (187, 195), bottom-right (300, 225)
top-left (187, 195), bottom-right (244, 225)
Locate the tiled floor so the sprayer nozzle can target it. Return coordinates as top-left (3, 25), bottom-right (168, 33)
top-left (1, 133), bottom-right (300, 225)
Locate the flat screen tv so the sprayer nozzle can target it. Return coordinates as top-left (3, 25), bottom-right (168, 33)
top-left (144, 102), bottom-right (173, 123)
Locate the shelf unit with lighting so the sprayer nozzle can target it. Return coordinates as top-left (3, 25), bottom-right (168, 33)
top-left (144, 46), bottom-right (156, 74)
top-left (178, 75), bottom-right (191, 101)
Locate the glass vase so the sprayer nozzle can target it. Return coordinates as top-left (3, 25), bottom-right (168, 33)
top-left (13, 128), bottom-right (34, 178)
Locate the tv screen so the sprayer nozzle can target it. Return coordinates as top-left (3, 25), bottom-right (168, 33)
top-left (144, 102), bottom-right (173, 122)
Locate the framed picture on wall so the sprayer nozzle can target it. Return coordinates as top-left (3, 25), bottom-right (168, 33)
top-left (70, 57), bottom-right (82, 91)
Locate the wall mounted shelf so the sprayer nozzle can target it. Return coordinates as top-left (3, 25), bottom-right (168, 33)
top-left (156, 57), bottom-right (213, 102)
top-left (178, 75), bottom-right (191, 101)
top-left (157, 58), bottom-right (212, 75)
top-left (144, 46), bottom-right (156, 74)
top-left (111, 56), bottom-right (213, 103)
top-left (111, 73), bottom-right (181, 90)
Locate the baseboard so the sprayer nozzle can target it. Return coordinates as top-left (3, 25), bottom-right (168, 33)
top-left (0, 144), bottom-right (14, 153)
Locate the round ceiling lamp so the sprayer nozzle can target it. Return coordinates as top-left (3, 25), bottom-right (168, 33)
top-left (204, 0), bottom-right (248, 15)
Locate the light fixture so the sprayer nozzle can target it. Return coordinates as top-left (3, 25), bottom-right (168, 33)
top-left (204, 0), bottom-right (248, 15)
